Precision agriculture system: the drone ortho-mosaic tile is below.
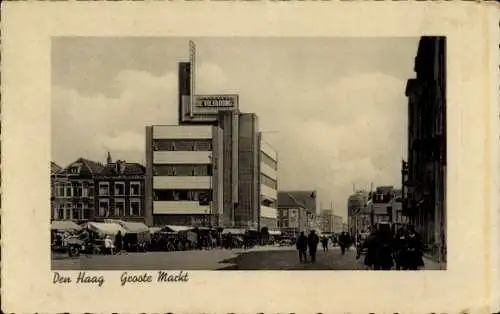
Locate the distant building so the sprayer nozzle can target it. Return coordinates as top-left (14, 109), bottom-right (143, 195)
top-left (51, 158), bottom-right (104, 220)
top-left (368, 186), bottom-right (394, 225)
top-left (258, 133), bottom-right (278, 231)
top-left (347, 191), bottom-right (370, 235)
top-left (318, 209), bottom-right (335, 233)
top-left (333, 214), bottom-right (343, 234)
top-left (389, 189), bottom-right (409, 226)
top-left (277, 190), bottom-right (317, 236)
top-left (94, 154), bottom-right (146, 222)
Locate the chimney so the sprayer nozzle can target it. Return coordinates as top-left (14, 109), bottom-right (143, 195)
top-left (107, 152), bottom-right (113, 164)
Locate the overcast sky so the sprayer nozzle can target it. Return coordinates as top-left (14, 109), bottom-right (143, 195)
top-left (51, 37), bottom-right (419, 219)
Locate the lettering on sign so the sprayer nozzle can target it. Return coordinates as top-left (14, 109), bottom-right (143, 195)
top-left (195, 95), bottom-right (238, 109)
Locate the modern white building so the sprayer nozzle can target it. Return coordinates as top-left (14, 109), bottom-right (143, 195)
top-left (258, 134), bottom-right (278, 231)
top-left (145, 125), bottom-right (224, 227)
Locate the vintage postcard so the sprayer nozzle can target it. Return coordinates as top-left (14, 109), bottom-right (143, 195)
top-left (1, 1), bottom-right (498, 313)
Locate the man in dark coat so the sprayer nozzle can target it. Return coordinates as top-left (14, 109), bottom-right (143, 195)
top-left (339, 232), bottom-right (350, 255)
top-left (363, 229), bottom-right (378, 269)
top-left (307, 230), bottom-right (320, 263)
top-left (393, 227), bottom-right (407, 270)
top-left (405, 225), bottom-right (424, 270)
top-left (373, 224), bottom-right (394, 270)
top-left (114, 231), bottom-right (123, 255)
top-left (296, 232), bottom-right (308, 263)
top-left (321, 236), bottom-right (329, 252)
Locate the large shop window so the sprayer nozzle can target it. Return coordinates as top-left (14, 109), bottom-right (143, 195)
top-left (260, 174), bottom-right (277, 190)
top-left (153, 139), bottom-right (212, 151)
top-left (261, 152), bottom-right (278, 170)
top-left (153, 165), bottom-right (212, 176)
top-left (154, 189), bottom-right (210, 202)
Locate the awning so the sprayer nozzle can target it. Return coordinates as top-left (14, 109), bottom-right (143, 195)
top-left (104, 219), bottom-right (149, 233)
top-left (163, 225), bottom-right (192, 232)
top-left (149, 227), bottom-right (163, 234)
top-left (268, 230), bottom-right (282, 236)
top-left (222, 228), bottom-right (246, 235)
top-left (84, 222), bottom-right (127, 236)
top-left (51, 220), bottom-right (82, 232)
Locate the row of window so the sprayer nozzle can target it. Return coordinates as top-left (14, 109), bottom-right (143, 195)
top-left (153, 139), bottom-right (213, 152)
top-left (153, 165), bottom-right (212, 177)
top-left (260, 152), bottom-right (278, 170)
top-left (54, 199), bottom-right (142, 219)
top-left (260, 174), bottom-right (277, 190)
top-left (98, 199), bottom-right (142, 217)
top-left (154, 189), bottom-right (211, 202)
top-left (54, 185), bottom-right (95, 198)
top-left (55, 203), bottom-right (93, 220)
top-left (98, 182), bottom-right (141, 196)
top-left (371, 193), bottom-right (403, 204)
top-left (54, 182), bottom-right (142, 197)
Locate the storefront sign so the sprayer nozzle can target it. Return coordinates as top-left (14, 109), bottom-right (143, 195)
top-left (194, 95), bottom-right (238, 109)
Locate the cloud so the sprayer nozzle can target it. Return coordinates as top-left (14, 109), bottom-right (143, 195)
top-left (52, 65), bottom-right (408, 219)
top-left (256, 72), bottom-right (408, 214)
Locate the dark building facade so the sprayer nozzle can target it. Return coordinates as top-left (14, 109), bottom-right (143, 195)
top-left (51, 155), bottom-right (146, 223)
top-left (94, 154), bottom-right (146, 223)
top-left (51, 158), bottom-right (104, 221)
top-left (404, 36), bottom-right (446, 262)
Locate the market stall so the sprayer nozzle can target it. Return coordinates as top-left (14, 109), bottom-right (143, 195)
top-left (104, 219), bottom-right (151, 251)
top-left (51, 220), bottom-right (82, 232)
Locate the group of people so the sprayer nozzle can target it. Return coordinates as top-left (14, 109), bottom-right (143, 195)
top-left (295, 230), bottom-right (321, 263)
top-left (356, 224), bottom-right (424, 270)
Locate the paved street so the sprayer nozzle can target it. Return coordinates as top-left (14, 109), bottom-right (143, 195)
top-left (52, 245), bottom-right (443, 271)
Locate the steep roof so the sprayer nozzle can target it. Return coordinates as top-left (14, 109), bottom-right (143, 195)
top-left (79, 158), bottom-right (105, 175)
top-left (51, 162), bottom-right (62, 174)
top-left (60, 158), bottom-right (104, 178)
top-left (278, 190), bottom-right (317, 212)
top-left (99, 162), bottom-right (145, 177)
top-left (278, 192), bottom-right (305, 208)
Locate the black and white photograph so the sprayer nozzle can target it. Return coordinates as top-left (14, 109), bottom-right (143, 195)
top-left (50, 36), bottom-right (447, 271)
top-left (3, 3), bottom-right (497, 313)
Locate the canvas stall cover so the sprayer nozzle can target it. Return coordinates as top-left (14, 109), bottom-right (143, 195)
top-left (51, 220), bottom-right (82, 232)
top-left (84, 221), bottom-right (127, 237)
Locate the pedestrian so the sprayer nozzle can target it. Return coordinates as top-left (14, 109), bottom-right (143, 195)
top-left (104, 235), bottom-right (114, 255)
top-left (405, 225), bottom-right (424, 270)
top-left (339, 232), bottom-right (349, 255)
top-left (296, 232), bottom-right (308, 263)
top-left (363, 228), bottom-right (378, 269)
top-left (79, 227), bottom-right (91, 256)
top-left (321, 236), bottom-right (329, 252)
top-left (393, 227), bottom-right (407, 270)
top-left (307, 230), bottom-right (320, 263)
top-left (114, 231), bottom-right (123, 255)
top-left (373, 223), bottom-right (394, 270)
